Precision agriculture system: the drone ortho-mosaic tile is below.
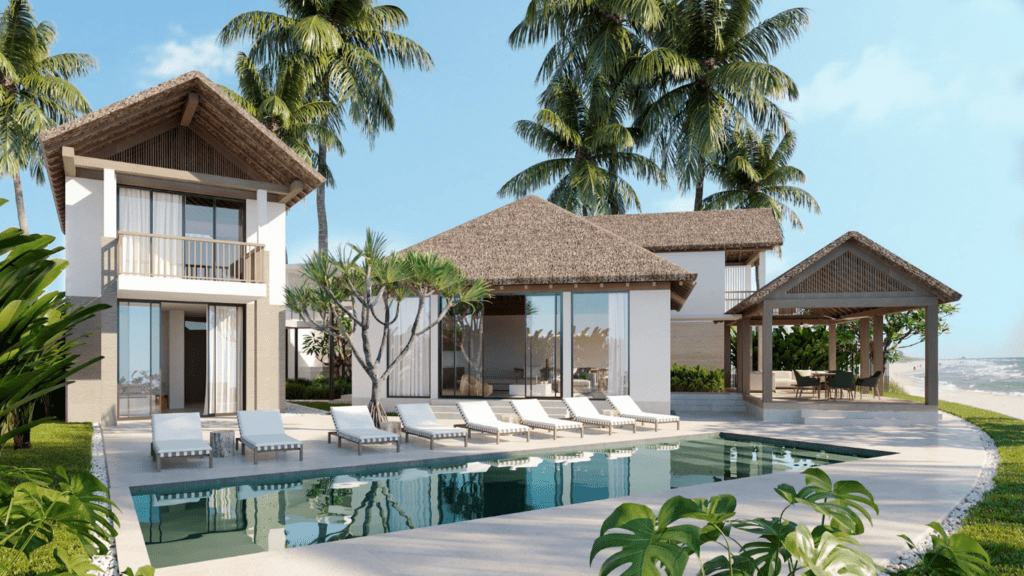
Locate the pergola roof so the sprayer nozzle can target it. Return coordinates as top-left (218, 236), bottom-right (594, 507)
top-left (39, 71), bottom-right (325, 232)
top-left (587, 208), bottom-right (783, 254)
top-left (406, 195), bottom-right (697, 307)
top-left (726, 231), bottom-right (961, 324)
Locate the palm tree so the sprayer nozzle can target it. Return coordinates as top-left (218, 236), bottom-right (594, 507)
top-left (704, 128), bottom-right (818, 246)
top-left (222, 53), bottom-right (340, 171)
top-left (0, 0), bottom-right (95, 233)
top-left (498, 76), bottom-right (664, 215)
top-left (219, 0), bottom-right (433, 253)
top-left (641, 0), bottom-right (809, 210)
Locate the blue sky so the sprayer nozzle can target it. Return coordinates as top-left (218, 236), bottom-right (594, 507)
top-left (7, 0), bottom-right (1024, 358)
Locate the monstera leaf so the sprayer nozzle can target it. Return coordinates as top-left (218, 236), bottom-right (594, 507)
top-left (775, 468), bottom-right (878, 535)
top-left (784, 525), bottom-right (878, 576)
top-left (897, 523), bottom-right (990, 576)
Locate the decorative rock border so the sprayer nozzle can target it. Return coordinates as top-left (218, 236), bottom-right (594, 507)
top-left (90, 423), bottom-right (118, 576)
top-left (888, 418), bottom-right (999, 570)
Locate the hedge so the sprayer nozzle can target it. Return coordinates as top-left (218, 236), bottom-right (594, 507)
top-left (670, 363), bottom-right (725, 392)
top-left (286, 376), bottom-right (351, 400)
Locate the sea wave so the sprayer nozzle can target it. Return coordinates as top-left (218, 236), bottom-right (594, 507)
top-left (903, 357), bottom-right (1024, 396)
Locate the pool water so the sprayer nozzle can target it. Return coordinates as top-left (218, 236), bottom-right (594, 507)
top-left (132, 433), bottom-right (876, 567)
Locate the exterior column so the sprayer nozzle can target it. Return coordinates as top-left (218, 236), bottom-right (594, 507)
top-left (102, 168), bottom-right (116, 239)
top-left (858, 319), bottom-right (870, 378)
top-left (761, 303), bottom-right (773, 402)
top-left (256, 189), bottom-right (268, 243)
top-left (872, 315), bottom-right (884, 376)
top-left (827, 321), bottom-right (837, 371)
top-left (738, 316), bottom-right (750, 395)
top-left (723, 324), bottom-right (732, 390)
top-left (925, 303), bottom-right (939, 406)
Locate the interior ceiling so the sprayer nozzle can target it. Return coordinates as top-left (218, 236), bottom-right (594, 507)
top-left (160, 302), bottom-right (209, 315)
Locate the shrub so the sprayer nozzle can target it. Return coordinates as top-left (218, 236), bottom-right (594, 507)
top-left (286, 378), bottom-right (351, 400)
top-left (670, 363), bottom-right (724, 392)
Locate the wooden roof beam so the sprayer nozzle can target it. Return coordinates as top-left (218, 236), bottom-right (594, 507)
top-left (62, 147), bottom-right (76, 178)
top-left (71, 154), bottom-right (290, 194)
top-left (280, 180), bottom-right (307, 205)
top-left (180, 92), bottom-right (199, 127)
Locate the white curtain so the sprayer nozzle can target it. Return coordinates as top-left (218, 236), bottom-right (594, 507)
top-left (118, 188), bottom-right (150, 274)
top-left (207, 306), bottom-right (240, 415)
top-left (388, 298), bottom-right (430, 397)
top-left (151, 192), bottom-right (183, 277)
top-left (607, 293), bottom-right (629, 395)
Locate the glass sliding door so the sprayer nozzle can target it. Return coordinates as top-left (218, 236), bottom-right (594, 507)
top-left (184, 196), bottom-right (215, 278)
top-left (118, 302), bottom-right (162, 419)
top-left (572, 292), bottom-right (629, 398)
top-left (439, 299), bottom-right (484, 397)
top-left (213, 199), bottom-right (244, 279)
top-left (206, 305), bottom-right (243, 415)
top-left (524, 294), bottom-right (561, 397)
top-left (388, 298), bottom-right (431, 397)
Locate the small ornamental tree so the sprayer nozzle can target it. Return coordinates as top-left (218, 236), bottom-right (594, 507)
top-left (285, 230), bottom-right (489, 428)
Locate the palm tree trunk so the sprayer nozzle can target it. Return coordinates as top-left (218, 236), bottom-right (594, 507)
top-left (693, 175), bottom-right (704, 211)
top-left (316, 143), bottom-right (328, 253)
top-left (13, 172), bottom-right (28, 234)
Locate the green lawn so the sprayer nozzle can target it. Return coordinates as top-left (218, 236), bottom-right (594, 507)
top-left (291, 401), bottom-right (334, 412)
top-left (0, 422), bottom-right (93, 479)
top-left (885, 389), bottom-right (1024, 574)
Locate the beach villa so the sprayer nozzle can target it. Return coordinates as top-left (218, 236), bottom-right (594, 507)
top-left (37, 71), bottom-right (324, 425)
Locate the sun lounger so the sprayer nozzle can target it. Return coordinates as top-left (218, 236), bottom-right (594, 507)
top-left (606, 396), bottom-right (680, 431)
top-left (236, 410), bottom-right (303, 464)
top-left (151, 412), bottom-right (212, 471)
top-left (510, 399), bottom-right (584, 439)
top-left (396, 403), bottom-right (468, 449)
top-left (563, 397), bottom-right (636, 434)
top-left (328, 406), bottom-right (400, 455)
top-left (457, 401), bottom-right (531, 444)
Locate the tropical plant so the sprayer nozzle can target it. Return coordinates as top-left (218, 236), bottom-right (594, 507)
top-left (285, 229), bottom-right (489, 427)
top-left (0, 199), bottom-right (105, 450)
top-left (219, 0), bottom-right (433, 253)
top-left (592, 467), bottom-right (993, 576)
top-left (302, 329), bottom-right (352, 383)
top-left (640, 0), bottom-right (809, 210)
top-left (704, 128), bottom-right (819, 246)
top-left (889, 523), bottom-right (991, 576)
top-left (498, 76), bottom-right (665, 215)
top-left (0, 0), bottom-right (96, 233)
top-left (670, 363), bottom-right (724, 392)
top-left (222, 52), bottom-right (340, 169)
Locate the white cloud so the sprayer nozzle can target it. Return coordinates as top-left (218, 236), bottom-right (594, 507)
top-left (790, 43), bottom-right (955, 125)
top-left (142, 33), bottom-right (238, 82)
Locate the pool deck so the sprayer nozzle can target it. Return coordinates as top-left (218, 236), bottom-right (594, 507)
top-left (104, 411), bottom-right (989, 576)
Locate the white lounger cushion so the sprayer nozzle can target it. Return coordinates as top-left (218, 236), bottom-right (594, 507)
top-left (152, 413), bottom-right (210, 457)
top-left (237, 410), bottom-right (301, 450)
top-left (458, 401), bottom-right (530, 434)
top-left (607, 395), bottom-right (680, 423)
top-left (563, 397), bottom-right (635, 427)
top-left (397, 404), bottom-right (468, 439)
top-left (331, 407), bottom-right (399, 444)
top-left (510, 399), bottom-right (582, 430)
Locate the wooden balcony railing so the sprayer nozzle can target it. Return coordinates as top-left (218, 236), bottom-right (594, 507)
top-left (117, 231), bottom-right (266, 283)
top-left (725, 290), bottom-right (754, 312)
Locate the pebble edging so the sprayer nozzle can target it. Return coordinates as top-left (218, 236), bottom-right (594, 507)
top-left (90, 423), bottom-right (118, 576)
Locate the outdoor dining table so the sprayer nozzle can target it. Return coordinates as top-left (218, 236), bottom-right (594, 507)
top-left (809, 370), bottom-right (837, 400)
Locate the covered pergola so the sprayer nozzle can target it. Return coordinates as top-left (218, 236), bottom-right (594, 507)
top-left (724, 232), bottom-right (961, 408)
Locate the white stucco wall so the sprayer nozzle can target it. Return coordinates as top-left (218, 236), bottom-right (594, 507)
top-left (628, 289), bottom-right (671, 414)
top-left (64, 177), bottom-right (104, 298)
top-left (661, 251), bottom-right (725, 318)
top-left (265, 202), bottom-right (287, 306)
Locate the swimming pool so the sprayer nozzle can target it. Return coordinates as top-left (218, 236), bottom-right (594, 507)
top-left (131, 433), bottom-right (881, 567)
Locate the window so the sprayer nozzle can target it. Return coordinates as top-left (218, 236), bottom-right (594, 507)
top-left (571, 292), bottom-right (629, 397)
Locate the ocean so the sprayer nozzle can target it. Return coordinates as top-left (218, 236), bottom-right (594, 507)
top-left (904, 357), bottom-right (1024, 397)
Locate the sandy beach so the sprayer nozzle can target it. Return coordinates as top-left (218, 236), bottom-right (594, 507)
top-left (889, 360), bottom-right (1024, 421)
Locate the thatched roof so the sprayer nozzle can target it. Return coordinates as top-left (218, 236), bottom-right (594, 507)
top-left (588, 208), bottom-right (783, 252)
top-left (406, 195), bottom-right (697, 301)
top-left (39, 71), bottom-right (325, 232)
top-left (727, 231), bottom-right (962, 318)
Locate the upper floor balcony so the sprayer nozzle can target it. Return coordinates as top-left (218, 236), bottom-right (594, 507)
top-left (117, 231), bottom-right (267, 283)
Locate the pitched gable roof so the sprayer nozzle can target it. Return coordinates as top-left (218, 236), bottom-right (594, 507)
top-left (727, 231), bottom-right (962, 317)
top-left (406, 196), bottom-right (697, 301)
top-left (39, 71), bottom-right (325, 231)
top-left (588, 208), bottom-right (783, 252)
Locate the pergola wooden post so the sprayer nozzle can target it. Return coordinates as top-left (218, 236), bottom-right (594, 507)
top-left (723, 324), bottom-right (732, 389)
top-left (858, 319), bottom-right (870, 378)
top-left (761, 302), bottom-right (774, 402)
top-left (925, 302), bottom-right (939, 406)
top-left (827, 321), bottom-right (837, 371)
top-left (872, 315), bottom-right (884, 376)
top-left (738, 316), bottom-right (750, 395)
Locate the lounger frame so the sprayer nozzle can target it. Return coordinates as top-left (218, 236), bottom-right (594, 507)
top-left (606, 396), bottom-right (680, 432)
top-left (458, 402), bottom-right (531, 444)
top-left (563, 398), bottom-right (637, 435)
top-left (510, 400), bottom-right (584, 439)
top-left (235, 437), bottom-right (304, 464)
top-left (396, 404), bottom-right (469, 450)
top-left (327, 430), bottom-right (400, 455)
top-left (150, 443), bottom-right (212, 471)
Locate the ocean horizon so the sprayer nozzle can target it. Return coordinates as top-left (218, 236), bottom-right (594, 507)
top-left (902, 357), bottom-right (1024, 397)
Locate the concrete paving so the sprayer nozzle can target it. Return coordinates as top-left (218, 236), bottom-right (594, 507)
top-left (103, 411), bottom-right (989, 576)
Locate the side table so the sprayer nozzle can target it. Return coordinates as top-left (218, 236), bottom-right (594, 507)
top-left (210, 430), bottom-right (235, 457)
